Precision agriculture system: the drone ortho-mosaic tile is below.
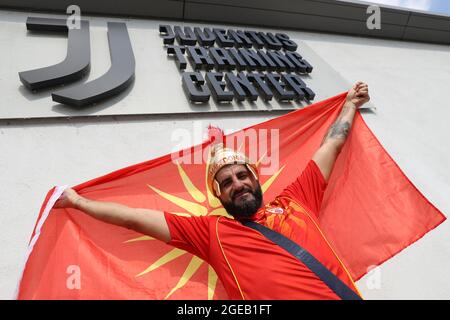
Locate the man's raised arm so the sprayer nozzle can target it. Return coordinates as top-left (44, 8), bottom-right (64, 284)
top-left (54, 188), bottom-right (171, 243)
top-left (312, 81), bottom-right (370, 182)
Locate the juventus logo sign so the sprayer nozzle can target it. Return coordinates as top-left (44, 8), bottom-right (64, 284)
top-left (18, 17), bottom-right (135, 107)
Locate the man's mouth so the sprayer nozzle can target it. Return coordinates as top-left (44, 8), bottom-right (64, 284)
top-left (233, 190), bottom-right (251, 200)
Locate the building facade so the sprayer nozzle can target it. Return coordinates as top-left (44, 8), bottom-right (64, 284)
top-left (0, 0), bottom-right (449, 299)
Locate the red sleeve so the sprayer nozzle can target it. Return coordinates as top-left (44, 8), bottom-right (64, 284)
top-left (163, 212), bottom-right (210, 261)
top-left (279, 159), bottom-right (327, 218)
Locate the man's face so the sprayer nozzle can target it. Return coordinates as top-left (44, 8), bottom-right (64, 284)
top-left (214, 164), bottom-right (263, 219)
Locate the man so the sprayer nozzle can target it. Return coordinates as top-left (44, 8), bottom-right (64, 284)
top-left (55, 82), bottom-right (370, 299)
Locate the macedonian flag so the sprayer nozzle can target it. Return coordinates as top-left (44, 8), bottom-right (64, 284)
top-left (17, 93), bottom-right (446, 299)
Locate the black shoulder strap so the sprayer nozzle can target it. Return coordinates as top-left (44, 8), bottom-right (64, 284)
top-left (242, 220), bottom-right (362, 300)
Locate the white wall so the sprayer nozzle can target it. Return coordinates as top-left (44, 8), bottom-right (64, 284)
top-left (0, 9), bottom-right (449, 299)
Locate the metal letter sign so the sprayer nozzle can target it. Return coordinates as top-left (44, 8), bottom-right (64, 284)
top-left (160, 25), bottom-right (315, 104)
top-left (18, 19), bottom-right (315, 110)
top-left (19, 17), bottom-right (91, 90)
top-left (19, 17), bottom-right (135, 107)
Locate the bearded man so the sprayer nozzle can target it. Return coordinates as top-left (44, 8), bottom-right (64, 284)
top-left (56, 82), bottom-right (370, 299)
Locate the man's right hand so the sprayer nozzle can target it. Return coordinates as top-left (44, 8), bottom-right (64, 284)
top-left (54, 188), bottom-right (82, 209)
top-left (53, 187), bottom-right (171, 243)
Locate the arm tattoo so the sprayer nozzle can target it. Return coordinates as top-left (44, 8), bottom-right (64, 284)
top-left (320, 102), bottom-right (356, 146)
top-left (321, 121), bottom-right (351, 146)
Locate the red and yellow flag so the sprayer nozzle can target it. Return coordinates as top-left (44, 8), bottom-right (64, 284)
top-left (17, 93), bottom-right (446, 299)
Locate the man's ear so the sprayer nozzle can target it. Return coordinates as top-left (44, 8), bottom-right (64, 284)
top-left (213, 179), bottom-right (221, 197)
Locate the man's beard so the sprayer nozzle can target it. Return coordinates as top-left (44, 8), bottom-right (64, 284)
top-left (221, 183), bottom-right (263, 220)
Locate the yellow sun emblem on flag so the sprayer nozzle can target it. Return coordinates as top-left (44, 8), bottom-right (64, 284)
top-left (124, 147), bottom-right (284, 299)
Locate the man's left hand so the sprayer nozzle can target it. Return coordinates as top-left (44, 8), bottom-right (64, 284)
top-left (346, 81), bottom-right (370, 108)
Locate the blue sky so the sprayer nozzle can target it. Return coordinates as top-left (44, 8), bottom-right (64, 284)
top-left (365, 0), bottom-right (450, 15)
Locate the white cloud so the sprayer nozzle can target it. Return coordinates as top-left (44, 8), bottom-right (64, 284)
top-left (367, 0), bottom-right (433, 11)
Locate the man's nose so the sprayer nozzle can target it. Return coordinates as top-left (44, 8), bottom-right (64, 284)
top-left (231, 177), bottom-right (246, 191)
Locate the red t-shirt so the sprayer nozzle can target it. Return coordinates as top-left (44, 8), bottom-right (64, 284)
top-left (164, 160), bottom-right (360, 299)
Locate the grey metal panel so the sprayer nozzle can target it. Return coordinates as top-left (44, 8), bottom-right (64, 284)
top-left (408, 13), bottom-right (450, 32)
top-left (185, 2), bottom-right (405, 39)
top-left (185, 0), bottom-right (410, 25)
top-left (2, 0), bottom-right (450, 45)
top-left (403, 27), bottom-right (450, 45)
top-left (184, 0), bottom-right (450, 46)
top-left (0, 0), bottom-right (184, 19)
